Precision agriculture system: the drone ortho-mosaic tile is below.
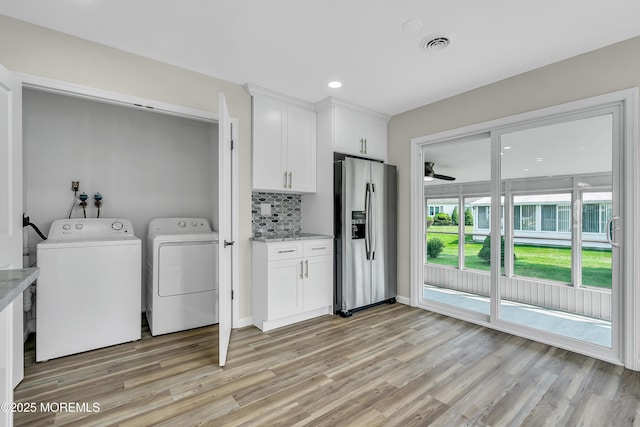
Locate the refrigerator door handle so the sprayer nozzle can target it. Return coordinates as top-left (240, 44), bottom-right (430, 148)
top-left (364, 183), bottom-right (371, 260)
top-left (370, 183), bottom-right (376, 260)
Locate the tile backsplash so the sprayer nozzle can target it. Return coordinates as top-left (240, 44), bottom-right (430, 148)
top-left (252, 192), bottom-right (302, 236)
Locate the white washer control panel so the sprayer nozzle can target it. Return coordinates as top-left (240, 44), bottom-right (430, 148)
top-left (148, 218), bottom-right (213, 235)
top-left (48, 218), bottom-right (136, 239)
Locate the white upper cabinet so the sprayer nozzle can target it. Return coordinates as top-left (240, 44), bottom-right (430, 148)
top-left (286, 105), bottom-right (316, 192)
top-left (247, 85), bottom-right (316, 193)
top-left (317, 97), bottom-right (389, 161)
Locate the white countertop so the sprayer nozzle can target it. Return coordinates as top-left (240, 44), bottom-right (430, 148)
top-left (0, 268), bottom-right (39, 312)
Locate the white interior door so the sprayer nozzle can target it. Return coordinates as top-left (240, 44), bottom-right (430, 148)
top-left (0, 66), bottom-right (21, 273)
top-left (0, 64), bottom-right (22, 427)
top-left (217, 93), bottom-right (233, 367)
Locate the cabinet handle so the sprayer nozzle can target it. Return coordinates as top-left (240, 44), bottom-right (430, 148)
top-left (305, 259), bottom-right (309, 278)
top-left (300, 260), bottom-right (304, 279)
top-left (288, 171), bottom-right (292, 188)
top-left (278, 249), bottom-right (296, 254)
top-left (364, 138), bottom-right (367, 154)
top-left (311, 247), bottom-right (325, 250)
top-left (283, 171), bottom-right (288, 188)
top-left (360, 138), bottom-right (364, 153)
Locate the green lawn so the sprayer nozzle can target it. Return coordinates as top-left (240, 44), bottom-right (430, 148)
top-left (426, 225), bottom-right (612, 288)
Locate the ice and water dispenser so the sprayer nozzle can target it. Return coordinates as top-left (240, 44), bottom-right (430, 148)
top-left (351, 211), bottom-right (366, 239)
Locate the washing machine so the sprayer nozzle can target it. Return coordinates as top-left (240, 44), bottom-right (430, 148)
top-left (146, 218), bottom-right (218, 336)
top-left (36, 218), bottom-right (141, 362)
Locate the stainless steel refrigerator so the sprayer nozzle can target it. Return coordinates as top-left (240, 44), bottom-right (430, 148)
top-left (334, 157), bottom-right (397, 317)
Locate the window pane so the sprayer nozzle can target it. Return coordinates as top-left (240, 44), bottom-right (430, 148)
top-left (422, 135), bottom-right (491, 317)
top-left (477, 206), bottom-right (489, 229)
top-left (558, 205), bottom-right (571, 232)
top-left (514, 205), bottom-right (521, 231)
top-left (582, 204), bottom-right (599, 233)
top-left (582, 246), bottom-right (612, 289)
top-left (541, 205), bottom-right (557, 231)
top-left (513, 245), bottom-right (572, 283)
top-left (520, 205), bottom-right (536, 231)
top-left (426, 198), bottom-right (458, 267)
top-left (599, 203), bottom-right (612, 234)
top-left (581, 191), bottom-right (612, 289)
top-left (463, 198), bottom-right (490, 272)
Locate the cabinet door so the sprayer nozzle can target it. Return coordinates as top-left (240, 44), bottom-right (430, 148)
top-left (333, 105), bottom-right (364, 156)
top-left (361, 115), bottom-right (387, 161)
top-left (252, 96), bottom-right (287, 191)
top-left (267, 258), bottom-right (303, 320)
top-left (286, 106), bottom-right (316, 192)
top-left (303, 255), bottom-right (333, 311)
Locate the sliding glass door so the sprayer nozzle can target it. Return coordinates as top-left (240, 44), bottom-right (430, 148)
top-left (419, 103), bottom-right (624, 361)
top-left (495, 110), bottom-right (619, 351)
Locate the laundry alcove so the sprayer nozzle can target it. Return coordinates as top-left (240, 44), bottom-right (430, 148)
top-left (22, 87), bottom-right (221, 313)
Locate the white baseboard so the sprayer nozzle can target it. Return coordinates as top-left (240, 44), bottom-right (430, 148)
top-left (396, 295), bottom-right (411, 306)
top-left (235, 316), bottom-right (253, 329)
top-left (256, 306), bottom-right (331, 332)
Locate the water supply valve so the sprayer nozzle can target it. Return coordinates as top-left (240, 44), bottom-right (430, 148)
top-left (79, 193), bottom-right (88, 218)
top-left (94, 193), bottom-right (103, 218)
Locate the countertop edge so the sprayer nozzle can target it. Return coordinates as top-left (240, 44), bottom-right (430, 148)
top-left (0, 268), bottom-right (40, 313)
top-left (251, 234), bottom-right (334, 243)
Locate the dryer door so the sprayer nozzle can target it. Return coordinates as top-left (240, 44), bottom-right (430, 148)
top-left (158, 242), bottom-right (216, 296)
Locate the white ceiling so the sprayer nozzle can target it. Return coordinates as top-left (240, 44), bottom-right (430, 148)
top-left (2, 0), bottom-right (640, 116)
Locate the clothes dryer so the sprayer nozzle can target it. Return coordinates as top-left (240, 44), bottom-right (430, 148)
top-left (146, 218), bottom-right (218, 336)
top-left (36, 218), bottom-right (141, 361)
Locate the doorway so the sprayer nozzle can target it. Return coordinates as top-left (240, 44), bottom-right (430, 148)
top-left (19, 75), bottom-right (238, 367)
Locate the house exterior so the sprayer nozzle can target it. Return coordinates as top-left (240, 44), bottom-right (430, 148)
top-left (425, 198), bottom-right (458, 218)
top-left (469, 192), bottom-right (612, 248)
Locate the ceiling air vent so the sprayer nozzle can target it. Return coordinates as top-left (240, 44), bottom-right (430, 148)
top-left (420, 33), bottom-right (452, 51)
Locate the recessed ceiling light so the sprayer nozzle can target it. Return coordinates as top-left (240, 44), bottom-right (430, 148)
top-left (402, 18), bottom-right (423, 33)
top-left (524, 168), bottom-right (530, 172)
top-left (536, 157), bottom-right (544, 162)
top-left (503, 146), bottom-right (512, 150)
top-left (328, 81), bottom-right (342, 89)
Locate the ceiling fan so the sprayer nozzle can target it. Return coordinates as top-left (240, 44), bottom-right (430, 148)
top-left (424, 162), bottom-right (456, 181)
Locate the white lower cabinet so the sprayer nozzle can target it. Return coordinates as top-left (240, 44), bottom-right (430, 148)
top-left (267, 258), bottom-right (303, 320)
top-left (252, 239), bottom-right (333, 331)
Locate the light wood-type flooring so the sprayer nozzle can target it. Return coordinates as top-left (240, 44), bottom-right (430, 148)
top-left (12, 303), bottom-right (640, 426)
